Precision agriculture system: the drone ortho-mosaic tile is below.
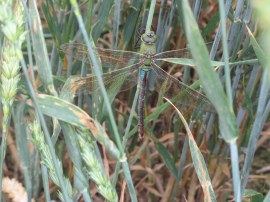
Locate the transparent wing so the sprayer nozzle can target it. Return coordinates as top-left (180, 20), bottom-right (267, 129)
top-left (60, 43), bottom-right (143, 70)
top-left (154, 48), bottom-right (192, 59)
top-left (153, 42), bottom-right (213, 60)
top-left (151, 63), bottom-right (215, 113)
top-left (67, 63), bottom-right (140, 96)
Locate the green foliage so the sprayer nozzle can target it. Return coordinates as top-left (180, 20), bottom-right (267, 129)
top-left (0, 0), bottom-right (269, 201)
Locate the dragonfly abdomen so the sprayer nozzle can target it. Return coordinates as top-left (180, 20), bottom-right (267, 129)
top-left (138, 70), bottom-right (148, 140)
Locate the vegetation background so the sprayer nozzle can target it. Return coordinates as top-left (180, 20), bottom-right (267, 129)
top-left (0, 0), bottom-right (269, 201)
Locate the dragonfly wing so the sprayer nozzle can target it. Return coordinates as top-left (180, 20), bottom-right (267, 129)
top-left (154, 48), bottom-right (192, 59)
top-left (151, 63), bottom-right (216, 113)
top-left (67, 63), bottom-right (140, 96)
top-left (60, 43), bottom-right (143, 70)
top-left (153, 42), bottom-right (213, 60)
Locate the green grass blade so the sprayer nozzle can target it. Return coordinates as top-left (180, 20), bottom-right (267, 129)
top-left (112, 82), bottom-right (141, 186)
top-left (69, 0), bottom-right (124, 152)
top-left (156, 1), bottom-right (176, 51)
top-left (146, 0), bottom-right (156, 32)
top-left (67, 4), bottom-right (138, 199)
top-left (113, 0), bottom-right (121, 48)
top-left (20, 57), bottom-right (72, 201)
top-left (121, 0), bottom-right (143, 49)
top-left (41, 165), bottom-right (51, 201)
top-left (85, 1), bottom-right (94, 35)
top-left (92, 0), bottom-right (114, 42)
top-left (247, 26), bottom-right (270, 73)
top-left (171, 136), bottom-right (189, 201)
top-left (217, 1), bottom-right (241, 200)
top-left (13, 104), bottom-right (32, 201)
top-left (28, 0), bottom-right (57, 96)
top-left (122, 161), bottom-right (138, 202)
top-left (217, 0), bottom-right (233, 108)
top-left (60, 123), bottom-right (90, 192)
top-left (241, 69), bottom-right (270, 194)
top-left (179, 0), bottom-right (239, 143)
top-left (41, 1), bottom-right (60, 42)
top-left (264, 191), bottom-right (270, 202)
top-left (28, 93), bottom-right (121, 160)
top-left (160, 58), bottom-right (258, 67)
top-left (180, 1), bottom-right (242, 200)
top-left (154, 142), bottom-right (178, 177)
top-left (241, 8), bottom-right (270, 195)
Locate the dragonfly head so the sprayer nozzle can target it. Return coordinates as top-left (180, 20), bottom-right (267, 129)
top-left (141, 31), bottom-right (157, 45)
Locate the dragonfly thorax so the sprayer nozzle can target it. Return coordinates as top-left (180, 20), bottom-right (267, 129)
top-left (140, 31), bottom-right (157, 71)
top-left (142, 55), bottom-right (153, 69)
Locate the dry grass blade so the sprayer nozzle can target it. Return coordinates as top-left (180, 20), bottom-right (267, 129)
top-left (164, 97), bottom-right (217, 202)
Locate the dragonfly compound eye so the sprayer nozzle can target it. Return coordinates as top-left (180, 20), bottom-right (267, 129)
top-left (147, 31), bottom-right (154, 37)
top-left (141, 31), bottom-right (157, 44)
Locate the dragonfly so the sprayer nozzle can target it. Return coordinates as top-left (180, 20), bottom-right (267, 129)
top-left (60, 31), bottom-right (216, 139)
